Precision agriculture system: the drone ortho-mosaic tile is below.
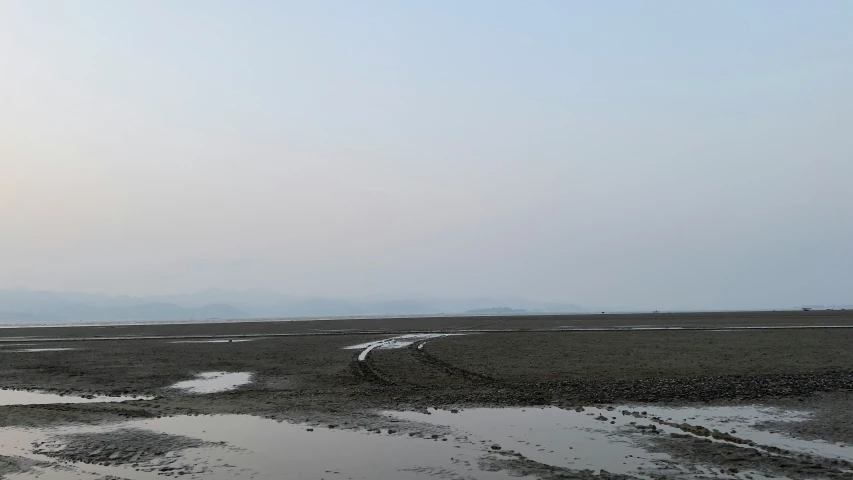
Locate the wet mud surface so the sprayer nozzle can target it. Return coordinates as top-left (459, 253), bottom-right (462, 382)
top-left (0, 312), bottom-right (851, 479)
top-left (1, 309), bottom-right (851, 340)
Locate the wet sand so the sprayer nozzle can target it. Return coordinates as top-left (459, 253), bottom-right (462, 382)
top-left (0, 311), bottom-right (852, 479)
top-left (1, 309), bottom-right (851, 340)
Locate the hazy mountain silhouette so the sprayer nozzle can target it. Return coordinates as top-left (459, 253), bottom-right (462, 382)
top-left (465, 307), bottom-right (528, 314)
top-left (0, 288), bottom-right (584, 323)
top-left (0, 289), bottom-right (247, 323)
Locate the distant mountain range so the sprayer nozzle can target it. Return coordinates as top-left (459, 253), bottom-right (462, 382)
top-left (0, 289), bottom-right (247, 323)
top-left (0, 289), bottom-right (584, 323)
top-left (465, 307), bottom-right (528, 314)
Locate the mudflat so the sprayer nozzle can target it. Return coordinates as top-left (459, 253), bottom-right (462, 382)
top-left (1, 308), bottom-right (850, 340)
top-left (0, 310), bottom-right (851, 403)
top-left (1, 311), bottom-right (852, 479)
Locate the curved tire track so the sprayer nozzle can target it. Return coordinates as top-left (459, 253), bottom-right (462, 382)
top-left (351, 341), bottom-right (396, 384)
top-left (351, 335), bottom-right (496, 386)
top-left (412, 339), bottom-right (498, 385)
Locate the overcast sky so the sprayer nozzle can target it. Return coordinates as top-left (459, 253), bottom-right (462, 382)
top-left (1, 1), bottom-right (851, 310)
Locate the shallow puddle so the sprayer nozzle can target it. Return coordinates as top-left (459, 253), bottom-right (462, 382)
top-left (169, 372), bottom-right (253, 393)
top-left (394, 407), bottom-right (681, 477)
top-left (345, 333), bottom-right (464, 351)
top-left (395, 405), bottom-right (852, 478)
top-left (4, 348), bottom-right (75, 352)
top-left (0, 390), bottom-right (149, 406)
top-left (0, 415), bottom-right (532, 480)
top-left (635, 404), bottom-right (853, 462)
top-left (345, 333), bottom-right (465, 361)
top-left (0, 404), bottom-right (847, 480)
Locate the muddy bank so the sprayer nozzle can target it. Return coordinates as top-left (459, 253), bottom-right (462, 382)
top-left (423, 329), bottom-right (853, 380)
top-left (758, 390), bottom-right (853, 444)
top-left (0, 334), bottom-right (368, 395)
top-left (34, 428), bottom-right (211, 467)
top-left (0, 455), bottom-right (44, 478)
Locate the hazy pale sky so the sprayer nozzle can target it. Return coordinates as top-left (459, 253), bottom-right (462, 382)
top-left (1, 1), bottom-right (851, 310)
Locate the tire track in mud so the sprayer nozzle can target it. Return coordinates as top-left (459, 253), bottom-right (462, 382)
top-left (350, 326), bottom-right (853, 389)
top-left (350, 335), bottom-right (497, 386)
top-left (410, 340), bottom-right (498, 385)
top-left (350, 342), bottom-right (396, 384)
top-left (350, 356), bottom-right (392, 384)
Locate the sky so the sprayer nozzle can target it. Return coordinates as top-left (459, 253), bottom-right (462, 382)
top-left (1, 1), bottom-right (851, 310)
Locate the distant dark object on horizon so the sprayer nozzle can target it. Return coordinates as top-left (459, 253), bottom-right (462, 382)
top-left (800, 305), bottom-right (853, 311)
